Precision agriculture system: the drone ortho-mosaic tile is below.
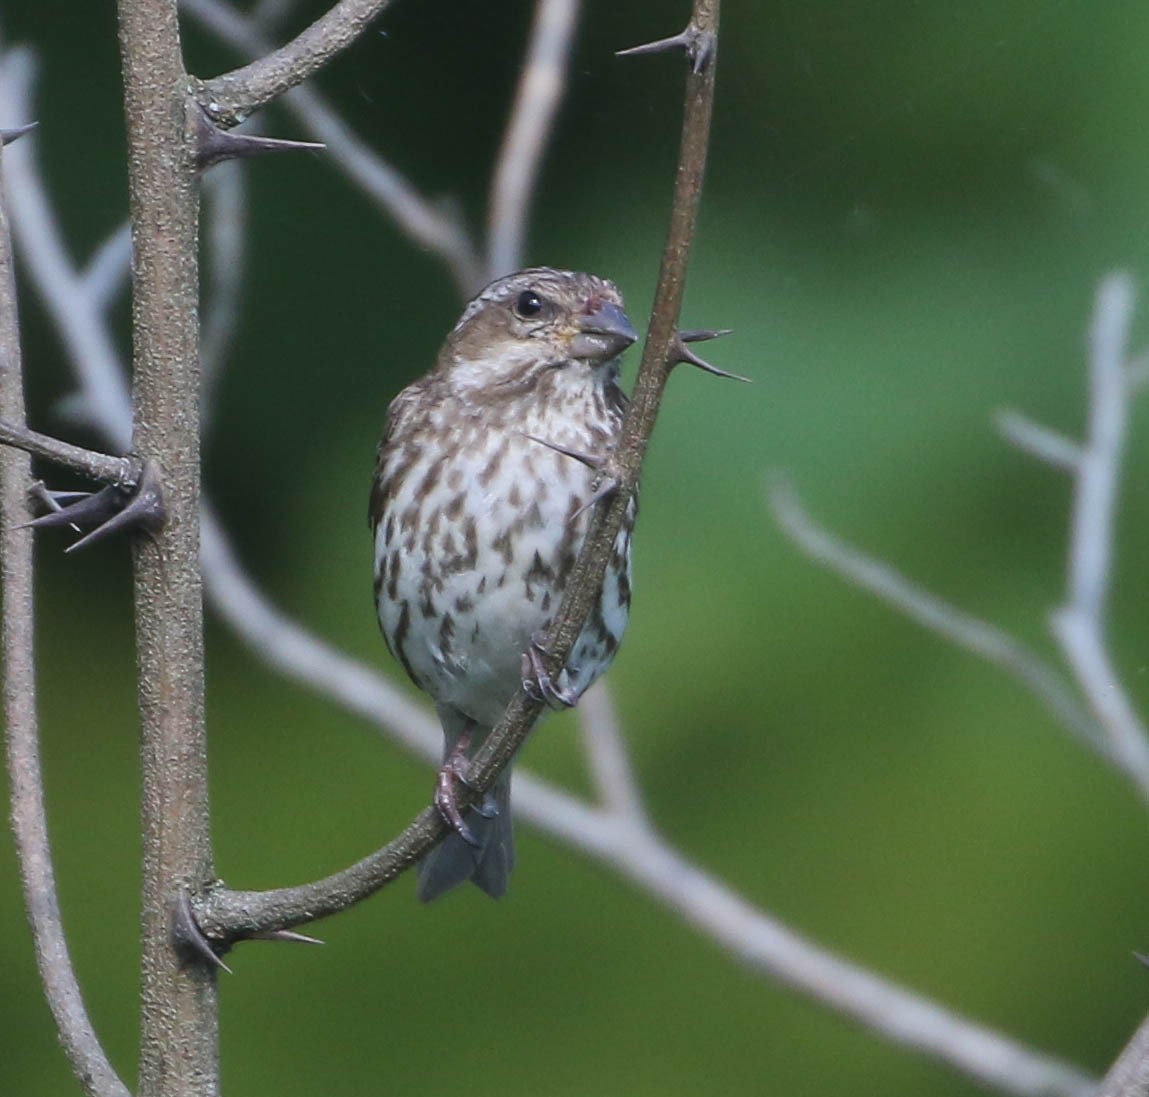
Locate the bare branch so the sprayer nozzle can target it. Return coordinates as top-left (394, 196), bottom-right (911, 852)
top-left (197, 483), bottom-right (1090, 1096)
top-left (0, 82), bottom-right (132, 1097)
top-left (191, 0), bottom-right (398, 125)
top-left (767, 477), bottom-right (1114, 767)
top-left (1050, 273), bottom-right (1149, 797)
top-left (487, 0), bottom-right (581, 278)
top-left (0, 417), bottom-right (136, 484)
top-left (182, 0), bottom-right (483, 295)
top-left (1065, 274), bottom-right (1132, 624)
top-left (995, 408), bottom-right (1082, 472)
top-left (576, 680), bottom-right (649, 823)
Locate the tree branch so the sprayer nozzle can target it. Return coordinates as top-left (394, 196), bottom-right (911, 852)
top-left (0, 417), bottom-right (137, 484)
top-left (3, 19), bottom-right (1099, 1097)
top-left (115, 2), bottom-right (219, 1094)
top-left (1049, 273), bottom-right (1149, 797)
top-left (191, 0), bottom-right (398, 126)
top-left (0, 102), bottom-right (132, 1097)
top-left (486, 0), bottom-right (581, 278)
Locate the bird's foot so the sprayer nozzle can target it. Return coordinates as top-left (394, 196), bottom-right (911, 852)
top-left (522, 632), bottom-right (578, 710)
top-left (24, 460), bottom-right (165, 552)
top-left (434, 733), bottom-right (482, 848)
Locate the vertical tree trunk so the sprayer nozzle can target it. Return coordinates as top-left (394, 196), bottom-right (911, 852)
top-left (115, 2), bottom-right (217, 1094)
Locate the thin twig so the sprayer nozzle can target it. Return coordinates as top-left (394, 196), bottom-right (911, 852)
top-left (181, 0), bottom-right (482, 295)
top-left (1050, 273), bottom-right (1149, 797)
top-left (995, 409), bottom-right (1082, 472)
top-left (1065, 274), bottom-right (1131, 625)
top-left (191, 0), bottom-right (398, 125)
top-left (486, 0), bottom-right (581, 278)
top-left (0, 88), bottom-right (132, 1097)
top-left (576, 681), bottom-right (650, 823)
top-left (768, 476), bottom-right (1113, 766)
top-left (0, 418), bottom-right (136, 484)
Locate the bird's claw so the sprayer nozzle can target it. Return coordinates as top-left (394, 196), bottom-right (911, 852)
top-left (24, 459), bottom-right (166, 552)
top-left (434, 743), bottom-right (482, 848)
top-left (522, 633), bottom-right (578, 710)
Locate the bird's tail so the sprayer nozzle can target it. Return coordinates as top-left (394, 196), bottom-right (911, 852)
top-left (417, 768), bottom-right (515, 902)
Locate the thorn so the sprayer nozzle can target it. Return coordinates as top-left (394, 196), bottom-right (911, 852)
top-left (617, 24), bottom-right (715, 74)
top-left (522, 632), bottom-right (578, 710)
top-left (571, 477), bottom-right (619, 521)
top-left (0, 121), bottom-right (38, 146)
top-left (673, 335), bottom-right (751, 383)
top-left (172, 891), bottom-right (232, 974)
top-left (251, 929), bottom-right (325, 946)
top-left (1135, 952), bottom-right (1149, 968)
top-left (21, 460), bottom-right (166, 551)
top-left (21, 485), bottom-right (132, 533)
top-left (193, 106), bottom-right (324, 171)
top-left (679, 328), bottom-right (734, 344)
top-left (520, 432), bottom-right (605, 472)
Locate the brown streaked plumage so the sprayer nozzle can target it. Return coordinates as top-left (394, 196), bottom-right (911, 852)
top-left (370, 267), bottom-right (638, 901)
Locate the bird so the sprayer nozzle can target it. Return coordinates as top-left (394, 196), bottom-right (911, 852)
top-left (370, 267), bottom-right (639, 901)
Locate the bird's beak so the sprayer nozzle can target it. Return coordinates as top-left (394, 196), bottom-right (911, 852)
top-left (570, 300), bottom-right (639, 362)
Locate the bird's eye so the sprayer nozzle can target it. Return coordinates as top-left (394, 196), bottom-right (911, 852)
top-left (514, 290), bottom-right (545, 319)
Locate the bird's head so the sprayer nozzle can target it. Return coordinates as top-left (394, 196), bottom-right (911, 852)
top-left (441, 267), bottom-right (638, 395)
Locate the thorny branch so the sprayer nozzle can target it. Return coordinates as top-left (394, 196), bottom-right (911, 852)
top-left (196, 0), bottom-right (727, 936)
top-left (0, 7), bottom-right (1109, 1097)
top-left (192, 0), bottom-right (398, 126)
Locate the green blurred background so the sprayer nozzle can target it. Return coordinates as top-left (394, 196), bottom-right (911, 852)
top-left (4, 0), bottom-right (1149, 1093)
